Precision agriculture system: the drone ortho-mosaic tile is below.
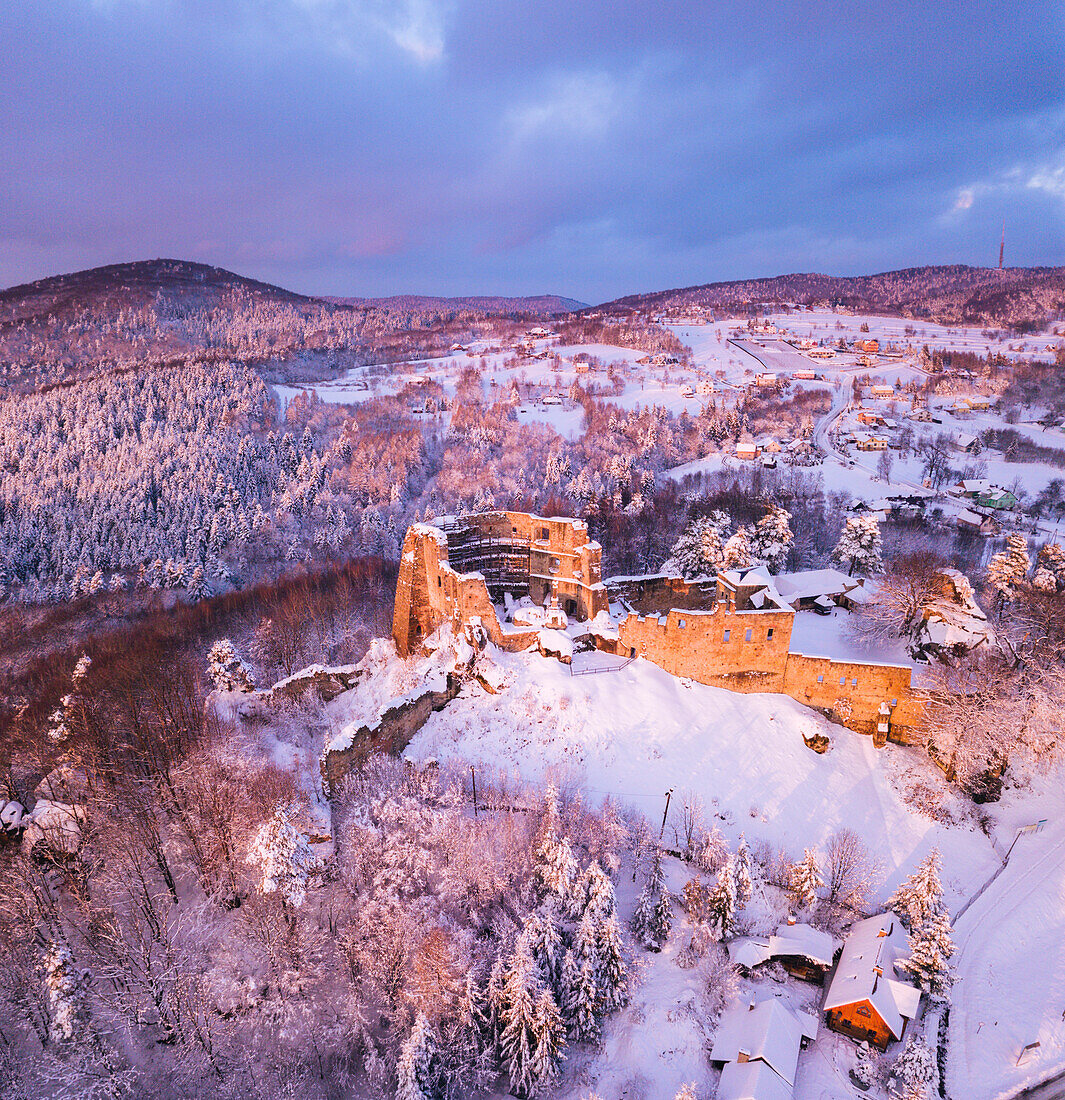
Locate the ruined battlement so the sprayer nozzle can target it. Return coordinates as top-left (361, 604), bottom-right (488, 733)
top-left (392, 512), bottom-right (922, 745)
top-left (392, 511), bottom-right (608, 657)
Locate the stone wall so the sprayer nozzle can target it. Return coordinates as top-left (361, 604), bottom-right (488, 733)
top-left (617, 603), bottom-right (795, 692)
top-left (783, 653), bottom-right (923, 744)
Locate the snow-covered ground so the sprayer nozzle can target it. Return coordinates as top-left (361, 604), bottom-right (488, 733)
top-left (406, 643), bottom-right (996, 908)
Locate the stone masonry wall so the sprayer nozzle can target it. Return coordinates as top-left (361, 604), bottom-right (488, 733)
top-left (617, 603), bottom-right (795, 692)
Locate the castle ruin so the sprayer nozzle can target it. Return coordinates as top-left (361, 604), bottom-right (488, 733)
top-left (392, 511), bottom-right (923, 745)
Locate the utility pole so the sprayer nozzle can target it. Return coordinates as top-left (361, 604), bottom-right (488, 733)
top-left (470, 765), bottom-right (478, 818)
top-left (659, 787), bottom-right (674, 840)
top-left (999, 222), bottom-right (1005, 271)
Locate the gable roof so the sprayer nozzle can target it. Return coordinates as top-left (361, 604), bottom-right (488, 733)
top-left (717, 1059), bottom-right (794, 1100)
top-left (774, 569), bottom-right (863, 604)
top-left (823, 913), bottom-right (921, 1039)
top-left (709, 999), bottom-right (818, 1087)
top-left (728, 922), bottom-right (837, 970)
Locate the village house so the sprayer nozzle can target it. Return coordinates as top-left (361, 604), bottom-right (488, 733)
top-left (856, 409), bottom-right (885, 426)
top-left (728, 919), bottom-right (837, 983)
top-left (736, 442), bottom-right (761, 460)
top-left (858, 339), bottom-right (881, 354)
top-left (869, 383), bottom-right (894, 398)
top-left (756, 372), bottom-right (779, 386)
top-left (855, 434), bottom-right (890, 451)
top-left (822, 913), bottom-right (921, 1050)
top-left (952, 432), bottom-right (979, 453)
top-left (956, 509), bottom-right (1000, 536)
top-left (710, 998), bottom-right (819, 1100)
top-left (791, 368), bottom-right (817, 379)
top-left (773, 569), bottom-right (868, 614)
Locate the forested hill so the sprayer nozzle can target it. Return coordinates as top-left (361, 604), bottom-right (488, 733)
top-left (598, 264), bottom-right (1065, 330)
top-left (0, 259), bottom-right (578, 393)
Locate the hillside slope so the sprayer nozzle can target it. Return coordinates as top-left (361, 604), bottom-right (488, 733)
top-left (600, 264), bottom-right (1065, 330)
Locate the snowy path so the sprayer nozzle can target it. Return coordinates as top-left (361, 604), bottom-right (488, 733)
top-left (948, 816), bottom-right (1065, 1100)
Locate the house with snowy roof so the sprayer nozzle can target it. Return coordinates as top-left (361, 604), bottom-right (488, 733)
top-left (773, 569), bottom-right (868, 615)
top-left (728, 919), bottom-right (837, 983)
top-left (710, 998), bottom-right (819, 1100)
top-left (822, 912), bottom-right (921, 1050)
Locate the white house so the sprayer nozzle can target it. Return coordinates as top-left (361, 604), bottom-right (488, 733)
top-left (711, 998), bottom-right (819, 1100)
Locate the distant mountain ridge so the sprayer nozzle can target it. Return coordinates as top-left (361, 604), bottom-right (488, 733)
top-left (326, 293), bottom-right (588, 315)
top-left (598, 264), bottom-right (1065, 330)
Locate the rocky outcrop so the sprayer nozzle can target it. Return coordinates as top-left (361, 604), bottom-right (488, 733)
top-left (320, 672), bottom-right (464, 794)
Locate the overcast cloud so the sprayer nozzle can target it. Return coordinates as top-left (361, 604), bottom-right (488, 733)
top-left (1, 0), bottom-right (1063, 300)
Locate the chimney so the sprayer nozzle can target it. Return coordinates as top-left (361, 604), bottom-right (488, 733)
top-left (787, 915), bottom-right (797, 926)
top-left (737, 1049), bottom-right (750, 1064)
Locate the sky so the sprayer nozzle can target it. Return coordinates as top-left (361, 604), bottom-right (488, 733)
top-left (1, 1), bottom-right (1064, 303)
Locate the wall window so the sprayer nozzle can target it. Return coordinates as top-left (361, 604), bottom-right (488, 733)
top-left (539, 527), bottom-right (549, 540)
top-left (723, 629), bottom-right (731, 642)
top-left (817, 674), bottom-right (824, 684)
top-left (891, 698), bottom-right (898, 707)
top-left (745, 628), bottom-right (752, 642)
top-left (437, 577), bottom-right (442, 587)
top-left (678, 618), bottom-right (686, 628)
top-left (852, 677), bottom-right (858, 687)
top-left (856, 1005), bottom-right (871, 1018)
top-left (767, 627), bottom-right (774, 640)
top-left (839, 676), bottom-right (846, 685)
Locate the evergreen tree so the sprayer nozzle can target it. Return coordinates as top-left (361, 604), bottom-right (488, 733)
top-left (206, 638), bottom-right (255, 692)
top-left (525, 904), bottom-right (564, 991)
top-left (561, 949), bottom-right (599, 1042)
top-left (707, 859), bottom-right (737, 940)
top-left (721, 526), bottom-right (754, 571)
top-left (889, 850), bottom-right (945, 932)
top-left (595, 916), bottom-right (628, 1013)
top-left (752, 507), bottom-right (793, 573)
top-left (987, 533), bottom-right (1030, 605)
top-left (245, 802), bottom-right (319, 908)
top-left (892, 1036), bottom-right (936, 1100)
top-left (526, 989), bottom-right (566, 1093)
top-left (832, 514), bottom-right (883, 576)
top-left (396, 1012), bottom-right (436, 1100)
top-left (852, 1040), bottom-right (877, 1088)
top-left (905, 908), bottom-right (954, 1000)
top-left (663, 515), bottom-right (726, 579)
top-left (789, 848), bottom-right (824, 909)
top-left (497, 937), bottom-right (552, 1100)
top-left (631, 847), bottom-right (671, 951)
top-left (734, 835), bottom-right (753, 907)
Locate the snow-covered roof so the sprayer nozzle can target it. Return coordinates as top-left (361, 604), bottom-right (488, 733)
top-left (709, 999), bottom-right (818, 1087)
top-left (728, 923), bottom-right (836, 970)
top-left (717, 1059), bottom-right (793, 1100)
top-left (774, 569), bottom-right (863, 604)
top-left (823, 913), bottom-right (920, 1039)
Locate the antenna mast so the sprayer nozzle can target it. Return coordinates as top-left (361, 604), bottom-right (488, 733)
top-left (999, 222), bottom-right (1005, 270)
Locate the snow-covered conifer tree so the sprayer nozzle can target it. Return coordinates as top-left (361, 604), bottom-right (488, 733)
top-left (631, 847), bottom-right (670, 951)
top-left (733, 835), bottom-right (753, 906)
top-left (245, 802), bottom-right (319, 908)
top-left (707, 859), bottom-right (737, 940)
top-left (560, 948), bottom-right (598, 1042)
top-left (832, 515), bottom-right (883, 576)
top-left (396, 1012), bottom-right (436, 1100)
top-left (752, 507), bottom-right (793, 573)
top-left (500, 937), bottom-right (550, 1098)
top-left (663, 516), bottom-right (726, 579)
top-left (889, 850), bottom-right (945, 932)
top-left (905, 909), bottom-right (954, 1000)
top-left (789, 848), bottom-right (824, 910)
top-left (594, 916), bottom-right (627, 1013)
top-left (721, 526), bottom-right (754, 571)
top-left (986, 533), bottom-right (1030, 605)
top-left (526, 989), bottom-right (566, 1093)
top-left (892, 1036), bottom-right (936, 1100)
top-left (206, 638), bottom-right (255, 692)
